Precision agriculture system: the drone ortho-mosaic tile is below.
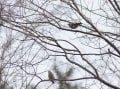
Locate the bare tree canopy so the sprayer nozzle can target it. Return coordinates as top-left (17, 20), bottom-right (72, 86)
top-left (0, 0), bottom-right (120, 89)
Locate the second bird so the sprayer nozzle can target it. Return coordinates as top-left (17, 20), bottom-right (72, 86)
top-left (48, 71), bottom-right (55, 83)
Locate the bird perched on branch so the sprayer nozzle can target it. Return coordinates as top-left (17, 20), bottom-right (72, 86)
top-left (48, 71), bottom-right (55, 83)
top-left (68, 22), bottom-right (82, 29)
